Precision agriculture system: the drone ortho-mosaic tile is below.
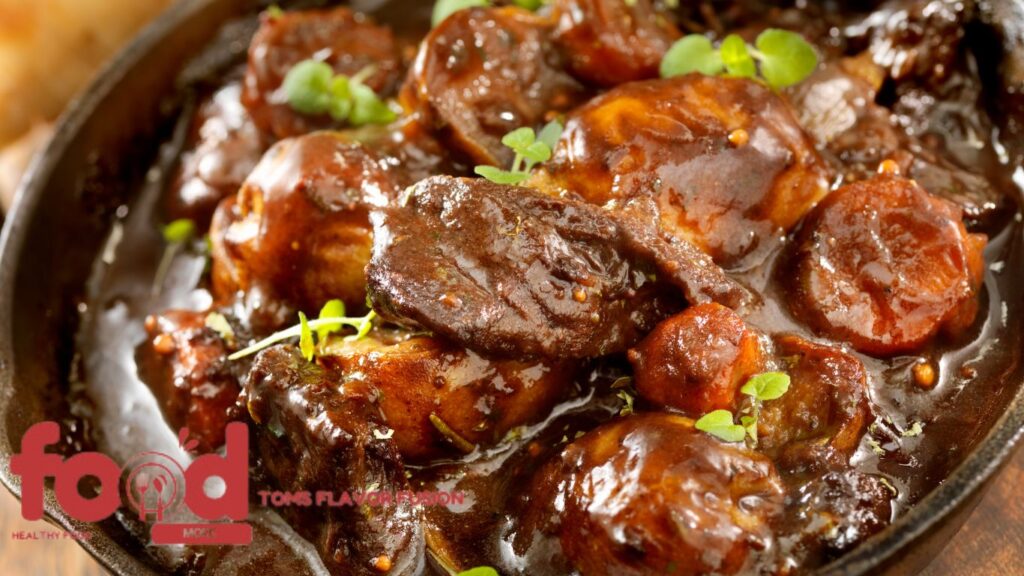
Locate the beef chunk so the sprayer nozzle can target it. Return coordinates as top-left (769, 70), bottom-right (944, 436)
top-left (244, 346), bottom-right (424, 575)
top-left (400, 6), bottom-right (586, 166)
top-left (366, 176), bottom-right (749, 359)
top-left (242, 7), bottom-right (402, 139)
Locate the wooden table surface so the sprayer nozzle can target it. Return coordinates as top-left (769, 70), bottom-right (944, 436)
top-left (0, 445), bottom-right (1021, 574)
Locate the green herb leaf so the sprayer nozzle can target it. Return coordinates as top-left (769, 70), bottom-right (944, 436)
top-left (474, 166), bottom-right (530, 185)
top-left (754, 29), bottom-right (818, 90)
top-left (720, 34), bottom-right (756, 78)
top-left (740, 372), bottom-right (791, 401)
top-left (349, 82), bottom-right (397, 126)
top-left (204, 312), bottom-right (235, 344)
top-left (283, 60), bottom-right (394, 126)
top-left (519, 141), bottom-right (552, 168)
top-left (162, 219), bottom-right (196, 244)
top-left (501, 127), bottom-right (536, 153)
top-left (228, 309), bottom-right (378, 361)
top-left (617, 389), bottom-right (635, 416)
top-left (432, 0), bottom-right (491, 27)
top-left (327, 76), bottom-right (352, 121)
top-left (513, 0), bottom-right (544, 9)
top-left (660, 35), bottom-right (724, 78)
top-left (740, 414), bottom-right (758, 442)
top-left (456, 567), bottom-right (498, 576)
top-left (266, 4), bottom-right (284, 19)
top-left (316, 299), bottom-right (347, 341)
top-left (536, 119), bottom-right (563, 151)
top-left (282, 60), bottom-right (334, 115)
top-left (695, 410), bottom-right (746, 443)
top-left (344, 310), bottom-right (377, 342)
top-left (299, 312), bottom-right (315, 362)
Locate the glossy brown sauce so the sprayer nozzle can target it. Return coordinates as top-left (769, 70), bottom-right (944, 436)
top-left (70, 1), bottom-right (1024, 574)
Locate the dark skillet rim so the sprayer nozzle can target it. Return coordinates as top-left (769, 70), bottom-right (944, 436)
top-left (0, 1), bottom-right (1023, 574)
top-left (0, 1), bottom-right (216, 574)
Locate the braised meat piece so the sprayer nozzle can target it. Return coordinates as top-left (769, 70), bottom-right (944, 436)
top-left (136, 310), bottom-right (245, 451)
top-left (210, 132), bottom-right (401, 317)
top-left (366, 176), bottom-right (748, 359)
top-left (787, 471), bottom-right (895, 564)
top-left (242, 6), bottom-right (402, 139)
top-left (790, 175), bottom-right (987, 356)
top-left (400, 6), bottom-right (586, 167)
top-left (165, 82), bottom-right (266, 227)
top-left (627, 303), bottom-right (764, 417)
top-left (244, 346), bottom-right (424, 575)
top-left (758, 336), bottom-right (873, 471)
top-left (320, 334), bottom-right (575, 461)
top-left (786, 55), bottom-right (1004, 221)
top-left (550, 0), bottom-right (679, 87)
top-left (515, 413), bottom-right (785, 576)
top-left (538, 75), bottom-right (831, 267)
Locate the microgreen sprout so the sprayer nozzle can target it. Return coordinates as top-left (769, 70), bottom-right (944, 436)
top-left (694, 371), bottom-right (791, 446)
top-left (282, 60), bottom-right (396, 126)
top-left (455, 568), bottom-right (499, 576)
top-left (228, 299), bottom-right (377, 361)
top-left (660, 29), bottom-right (818, 90)
top-left (152, 218), bottom-right (197, 296)
top-left (204, 312), bottom-right (235, 345)
top-left (432, 0), bottom-right (544, 27)
top-left (474, 120), bottom-right (563, 185)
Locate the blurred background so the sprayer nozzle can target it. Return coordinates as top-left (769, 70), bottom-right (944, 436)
top-left (0, 0), bottom-right (173, 570)
top-left (0, 0), bottom-right (174, 216)
top-left (0, 0), bottom-right (1018, 574)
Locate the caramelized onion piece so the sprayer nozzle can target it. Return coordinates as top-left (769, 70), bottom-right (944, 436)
top-left (165, 82), bottom-right (265, 227)
top-left (551, 0), bottom-right (679, 86)
top-left (211, 132), bottom-right (400, 319)
top-left (791, 175), bottom-right (986, 355)
top-left (516, 413), bottom-right (785, 575)
top-left (320, 334), bottom-right (575, 461)
top-left (539, 75), bottom-right (830, 267)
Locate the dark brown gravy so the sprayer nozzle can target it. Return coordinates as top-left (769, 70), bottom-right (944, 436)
top-left (70, 1), bottom-right (1024, 574)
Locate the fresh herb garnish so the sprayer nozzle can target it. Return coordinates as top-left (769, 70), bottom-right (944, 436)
top-left (162, 219), bottom-right (196, 243)
top-left (153, 219), bottom-right (197, 296)
top-left (694, 371), bottom-right (791, 445)
top-left (429, 413), bottom-right (477, 454)
top-left (740, 371), bottom-right (791, 401)
top-left (474, 120), bottom-right (562, 184)
top-left (228, 305), bottom-right (377, 361)
top-left (456, 568), bottom-right (499, 576)
top-left (282, 60), bottom-right (396, 126)
top-left (431, 0), bottom-right (544, 27)
top-left (315, 299), bottom-right (346, 341)
top-left (298, 312), bottom-right (315, 362)
top-left (694, 409), bottom-right (747, 443)
top-left (204, 312), bottom-right (235, 345)
top-left (432, 0), bottom-right (490, 27)
top-left (616, 389), bottom-right (636, 416)
top-left (660, 29), bottom-right (818, 90)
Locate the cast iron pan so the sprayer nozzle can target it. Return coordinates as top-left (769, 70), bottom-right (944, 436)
top-left (0, 1), bottom-right (1022, 574)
